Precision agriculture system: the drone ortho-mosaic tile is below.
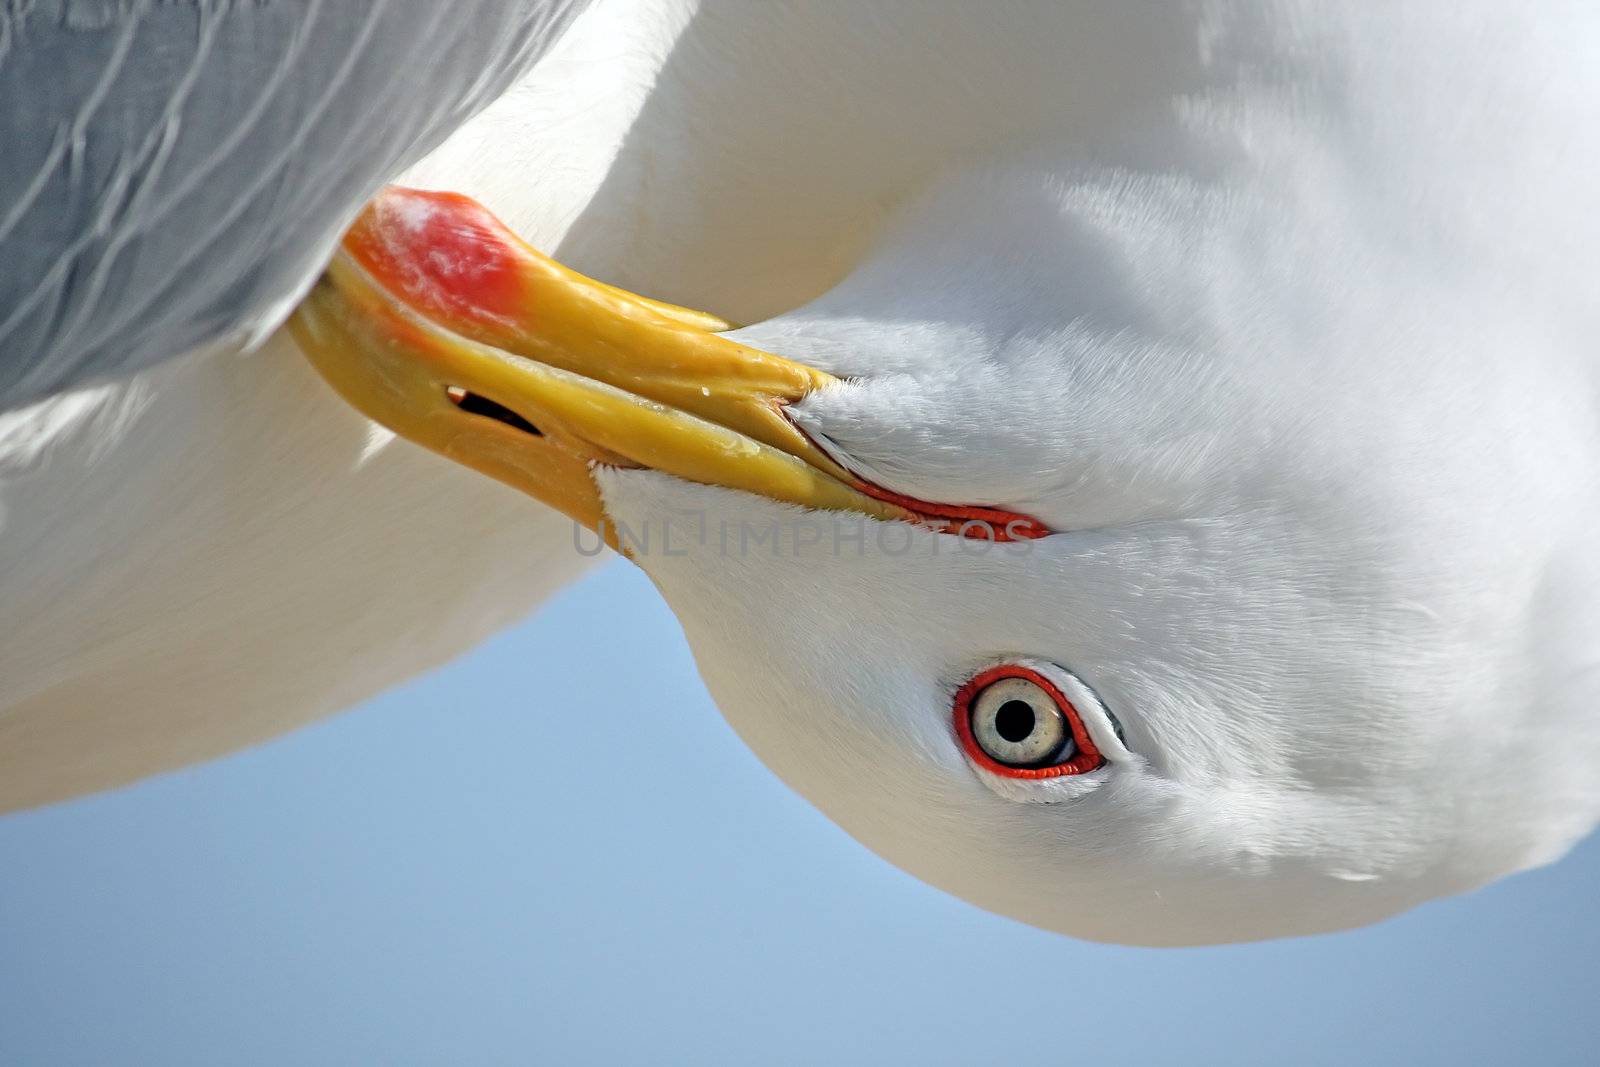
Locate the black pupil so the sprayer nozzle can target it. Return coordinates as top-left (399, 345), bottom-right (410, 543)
top-left (994, 700), bottom-right (1037, 743)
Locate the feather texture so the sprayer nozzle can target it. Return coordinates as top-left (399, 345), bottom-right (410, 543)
top-left (0, 0), bottom-right (585, 407)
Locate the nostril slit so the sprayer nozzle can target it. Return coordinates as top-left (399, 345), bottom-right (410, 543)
top-left (445, 386), bottom-right (542, 437)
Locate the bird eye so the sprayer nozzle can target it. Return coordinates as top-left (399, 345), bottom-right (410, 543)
top-left (954, 665), bottom-right (1106, 779)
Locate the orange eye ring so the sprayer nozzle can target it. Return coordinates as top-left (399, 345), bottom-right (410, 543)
top-left (953, 664), bottom-right (1106, 779)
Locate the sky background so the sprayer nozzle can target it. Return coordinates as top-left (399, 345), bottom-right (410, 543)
top-left (2, 560), bottom-right (1596, 1065)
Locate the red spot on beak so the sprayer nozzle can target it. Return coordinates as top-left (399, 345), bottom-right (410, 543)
top-left (342, 186), bottom-right (529, 333)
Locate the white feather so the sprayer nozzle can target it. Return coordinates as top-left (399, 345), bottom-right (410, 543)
top-left (595, 3), bottom-right (1600, 944)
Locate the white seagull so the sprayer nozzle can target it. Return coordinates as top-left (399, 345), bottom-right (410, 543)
top-left (6, 3), bottom-right (1600, 947)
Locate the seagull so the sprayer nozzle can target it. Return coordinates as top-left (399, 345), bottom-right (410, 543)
top-left (7, 3), bottom-right (1600, 946)
top-left (293, 6), bottom-right (1600, 947)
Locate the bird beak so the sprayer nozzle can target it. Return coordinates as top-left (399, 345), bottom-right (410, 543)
top-left (291, 187), bottom-right (1049, 549)
top-left (288, 187), bottom-right (926, 551)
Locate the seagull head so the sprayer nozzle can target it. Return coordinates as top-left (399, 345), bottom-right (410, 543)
top-left (291, 175), bottom-right (1597, 946)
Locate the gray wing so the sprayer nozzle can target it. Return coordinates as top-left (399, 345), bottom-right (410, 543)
top-left (0, 0), bottom-right (586, 409)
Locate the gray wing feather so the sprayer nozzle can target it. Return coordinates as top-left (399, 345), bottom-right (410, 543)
top-left (0, 0), bottom-right (586, 409)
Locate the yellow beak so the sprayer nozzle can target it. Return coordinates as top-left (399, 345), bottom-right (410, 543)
top-left (289, 187), bottom-right (1047, 551)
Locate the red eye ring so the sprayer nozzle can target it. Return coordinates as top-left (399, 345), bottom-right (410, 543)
top-left (953, 664), bottom-right (1106, 779)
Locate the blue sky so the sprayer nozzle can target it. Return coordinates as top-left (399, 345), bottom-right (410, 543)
top-left (3, 560), bottom-right (1596, 1065)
